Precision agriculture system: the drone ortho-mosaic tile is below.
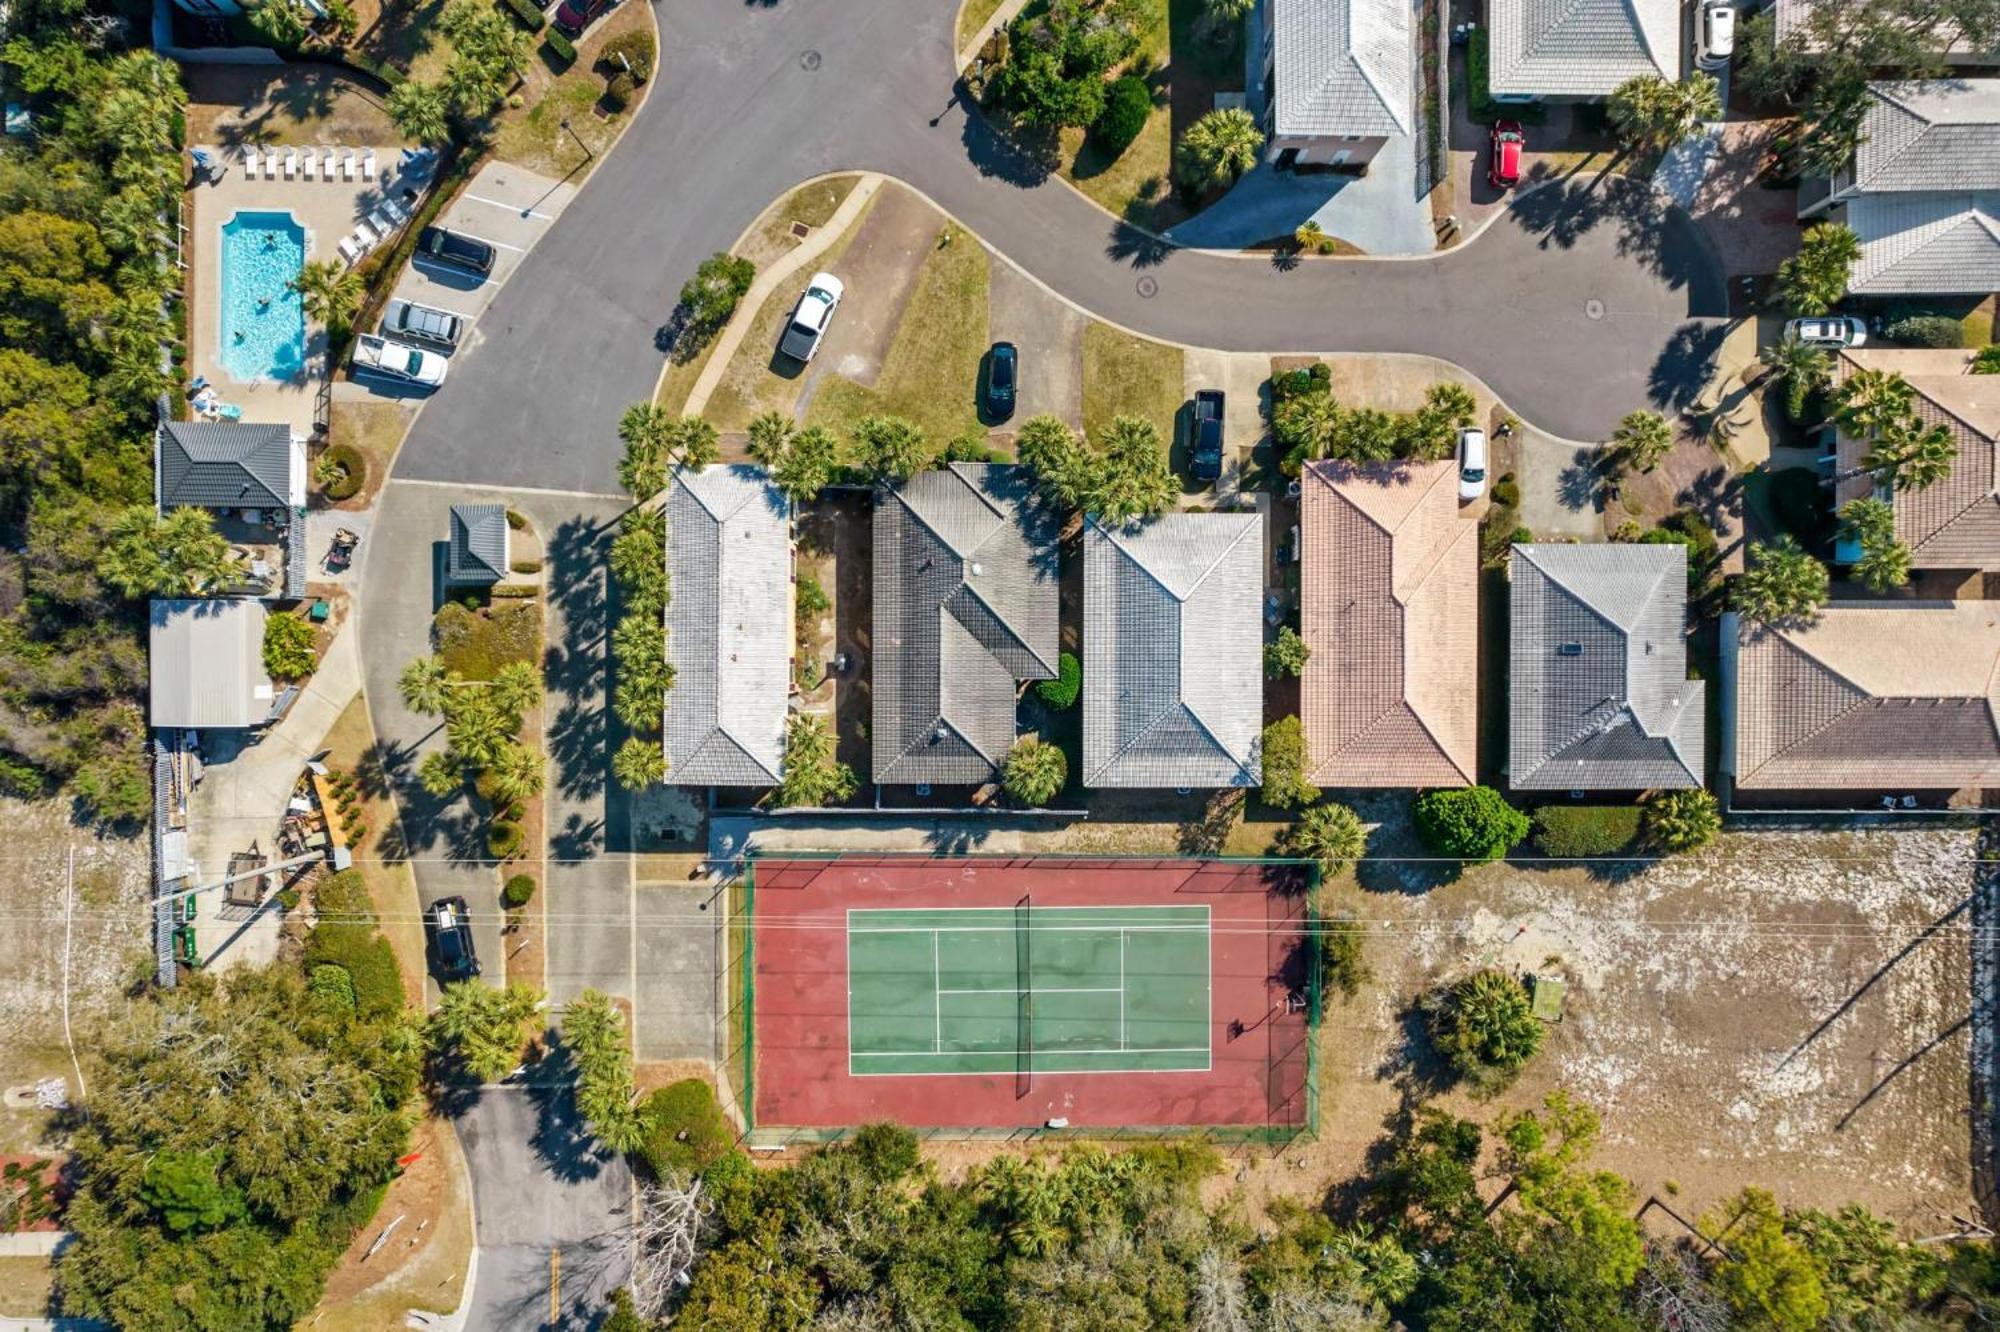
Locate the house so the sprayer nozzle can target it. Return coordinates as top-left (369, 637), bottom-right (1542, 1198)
top-left (1301, 461), bottom-right (1477, 787)
top-left (1484, 0), bottom-right (1678, 100)
top-left (1797, 81), bottom-right (2000, 295)
top-left (155, 418), bottom-right (308, 599)
top-left (1084, 511), bottom-right (1262, 789)
top-left (148, 599), bottom-right (276, 730)
top-left (872, 464), bottom-right (1060, 787)
top-left (664, 465), bottom-right (792, 787)
top-left (1829, 349), bottom-right (2000, 572)
top-left (1773, 0), bottom-right (1990, 67)
top-left (446, 504), bottom-right (510, 587)
top-left (1509, 543), bottom-right (1703, 790)
top-left (1724, 603), bottom-right (2000, 794)
top-left (1259, 0), bottom-right (1411, 172)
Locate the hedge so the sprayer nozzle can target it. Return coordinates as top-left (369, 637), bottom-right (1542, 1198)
top-left (1531, 804), bottom-right (1643, 857)
top-left (1490, 476), bottom-right (1521, 509)
top-left (506, 508), bottom-right (529, 530)
top-left (510, 559), bottom-right (542, 574)
top-left (598, 29), bottom-right (655, 81)
top-left (639, 1079), bottom-right (734, 1178)
top-left (1037, 651), bottom-right (1081, 709)
top-left (319, 443), bottom-right (365, 501)
top-left (1462, 29), bottom-right (1546, 124)
top-left (500, 0), bottom-right (545, 31)
top-left (544, 29), bottom-right (576, 65)
top-left (303, 871), bottom-right (403, 1018)
top-left (604, 72), bottom-right (636, 113)
top-left (1092, 75), bottom-right (1151, 157)
top-left (1883, 314), bottom-right (1963, 349)
top-left (488, 821), bottom-right (524, 860)
top-left (491, 584), bottom-right (538, 598)
top-left (342, 52), bottom-right (407, 89)
top-left (502, 874), bottom-right (536, 909)
top-left (1414, 786), bottom-right (1528, 863)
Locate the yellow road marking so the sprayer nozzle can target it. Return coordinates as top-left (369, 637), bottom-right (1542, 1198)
top-left (550, 1245), bottom-right (560, 1326)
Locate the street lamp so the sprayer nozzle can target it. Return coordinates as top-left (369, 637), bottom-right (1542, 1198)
top-left (559, 118), bottom-right (592, 163)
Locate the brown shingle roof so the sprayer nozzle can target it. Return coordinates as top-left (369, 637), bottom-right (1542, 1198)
top-left (1300, 461), bottom-right (1478, 787)
top-left (1833, 349), bottom-right (2000, 570)
top-left (1731, 602), bottom-right (2000, 790)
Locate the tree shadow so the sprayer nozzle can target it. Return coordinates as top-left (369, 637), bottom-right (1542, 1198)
top-left (957, 89), bottom-right (1058, 188)
top-left (1106, 220), bottom-right (1175, 268)
top-left (1648, 321), bottom-right (1731, 415)
top-left (524, 1043), bottom-right (616, 1183)
top-left (550, 809), bottom-right (606, 862)
top-left (1557, 446), bottom-right (1613, 514)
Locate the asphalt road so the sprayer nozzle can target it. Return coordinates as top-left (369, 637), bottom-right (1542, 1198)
top-left (389, 0), bottom-right (1727, 496)
top-left (451, 1083), bottom-right (632, 1330)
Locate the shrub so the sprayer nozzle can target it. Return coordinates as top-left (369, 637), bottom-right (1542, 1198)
top-left (317, 443), bottom-right (365, 500)
top-left (639, 1079), bottom-right (734, 1177)
top-left (679, 252), bottom-right (756, 339)
top-left (1883, 314), bottom-right (1963, 349)
top-left (303, 871), bottom-right (402, 1018)
top-left (1428, 969), bottom-right (1543, 1087)
top-left (1092, 75), bottom-right (1151, 156)
top-left (1038, 650), bottom-right (1081, 709)
top-left (307, 964), bottom-right (358, 1017)
top-left (1320, 912), bottom-right (1370, 1000)
top-left (1263, 625), bottom-right (1310, 679)
top-left (1260, 715), bottom-right (1319, 811)
top-left (1490, 476), bottom-right (1521, 508)
top-left (502, 874), bottom-right (537, 909)
top-left (597, 28), bottom-right (655, 81)
top-left (1003, 736), bottom-right (1067, 806)
top-left (500, 0), bottom-right (543, 31)
top-left (796, 573), bottom-right (831, 617)
top-left (491, 584), bottom-right (538, 598)
top-left (1413, 785), bottom-right (1528, 862)
top-left (1270, 361), bottom-right (1332, 405)
top-left (1530, 804), bottom-right (1643, 857)
top-left (487, 821), bottom-right (524, 860)
top-left (1645, 788), bottom-right (1722, 853)
top-left (543, 29), bottom-right (576, 65)
top-left (510, 559), bottom-right (541, 574)
top-left (1973, 345), bottom-right (2000, 374)
top-left (506, 508), bottom-right (529, 530)
top-left (603, 72), bottom-right (636, 112)
top-left (262, 612), bottom-right (317, 681)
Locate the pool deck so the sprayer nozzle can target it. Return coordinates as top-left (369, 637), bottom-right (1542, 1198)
top-left (188, 145), bottom-right (431, 440)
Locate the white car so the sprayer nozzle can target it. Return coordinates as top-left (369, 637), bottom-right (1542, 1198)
top-left (352, 333), bottom-right (448, 387)
top-left (1697, 1), bottom-right (1735, 66)
top-left (1457, 428), bottom-right (1489, 502)
top-left (779, 272), bottom-right (844, 362)
top-left (1785, 315), bottom-right (1868, 349)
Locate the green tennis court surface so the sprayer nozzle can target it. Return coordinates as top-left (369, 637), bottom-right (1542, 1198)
top-left (847, 905), bottom-right (1211, 1075)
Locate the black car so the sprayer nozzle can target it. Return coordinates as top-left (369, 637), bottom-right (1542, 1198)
top-left (982, 341), bottom-right (1017, 422)
top-left (1190, 389), bottom-right (1225, 482)
top-left (416, 226), bottom-right (495, 277)
top-left (426, 896), bottom-right (480, 982)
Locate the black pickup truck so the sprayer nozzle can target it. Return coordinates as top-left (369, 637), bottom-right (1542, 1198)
top-left (416, 225), bottom-right (495, 276)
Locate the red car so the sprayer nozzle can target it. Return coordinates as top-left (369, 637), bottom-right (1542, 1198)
top-left (1488, 121), bottom-right (1525, 189)
top-left (553, 0), bottom-right (610, 37)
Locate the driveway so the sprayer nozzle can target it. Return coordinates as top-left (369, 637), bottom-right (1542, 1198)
top-left (382, 0), bottom-right (1726, 498)
top-left (451, 1083), bottom-right (631, 1331)
top-left (1164, 132), bottom-right (1435, 256)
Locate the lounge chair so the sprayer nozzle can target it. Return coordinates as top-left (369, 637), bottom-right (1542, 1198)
top-left (282, 147), bottom-right (297, 180)
top-left (341, 148), bottom-right (357, 182)
top-left (264, 148), bottom-right (280, 180)
top-left (302, 148), bottom-right (317, 182)
top-left (338, 235), bottom-right (364, 265)
top-left (368, 207), bottom-right (398, 239)
top-left (381, 195), bottom-right (410, 225)
top-left (361, 148), bottom-right (377, 182)
top-left (243, 146), bottom-right (261, 177)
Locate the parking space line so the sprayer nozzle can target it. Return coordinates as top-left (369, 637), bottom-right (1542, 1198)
top-left (464, 192), bottom-right (557, 222)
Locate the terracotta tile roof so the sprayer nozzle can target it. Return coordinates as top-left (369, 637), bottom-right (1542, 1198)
top-left (1833, 350), bottom-right (2000, 570)
top-left (1730, 602), bottom-right (2000, 789)
top-left (1300, 461), bottom-right (1478, 787)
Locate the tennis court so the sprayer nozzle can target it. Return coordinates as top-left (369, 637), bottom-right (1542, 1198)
top-left (847, 905), bottom-right (1211, 1075)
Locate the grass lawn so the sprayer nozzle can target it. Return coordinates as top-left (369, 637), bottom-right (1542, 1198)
top-left (434, 600), bottom-right (542, 680)
top-left (743, 175), bottom-right (863, 268)
top-left (805, 222), bottom-right (991, 447)
top-left (491, 3), bottom-right (654, 178)
top-left (325, 399), bottom-right (412, 509)
top-left (1082, 322), bottom-right (1184, 441)
top-left (956, 0), bottom-right (1008, 54)
top-left (0, 1256), bottom-right (53, 1319)
top-left (704, 194), bottom-right (878, 431)
top-left (321, 694), bottom-right (428, 1005)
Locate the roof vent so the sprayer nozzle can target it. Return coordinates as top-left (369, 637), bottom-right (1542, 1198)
top-left (970, 561), bottom-right (983, 577)
top-left (1557, 642), bottom-right (1583, 656)
top-left (935, 723), bottom-right (949, 742)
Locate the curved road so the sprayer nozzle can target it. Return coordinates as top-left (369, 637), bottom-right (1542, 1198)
top-left (395, 0), bottom-right (1727, 493)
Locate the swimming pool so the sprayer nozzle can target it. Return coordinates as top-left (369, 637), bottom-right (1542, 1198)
top-left (218, 210), bottom-right (306, 382)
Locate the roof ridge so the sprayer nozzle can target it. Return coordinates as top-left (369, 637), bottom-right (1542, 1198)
top-left (1085, 699), bottom-right (1235, 785)
top-left (1882, 203), bottom-right (2000, 283)
top-left (900, 467), bottom-right (1006, 557)
top-left (949, 582), bottom-right (1058, 677)
top-left (1096, 514), bottom-right (1258, 603)
top-left (1349, 27), bottom-right (1411, 133)
top-left (671, 726), bottom-right (781, 785)
top-left (1736, 630), bottom-right (1865, 782)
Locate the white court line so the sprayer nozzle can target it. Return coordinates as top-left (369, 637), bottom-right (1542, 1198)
top-left (463, 191), bottom-right (557, 221)
top-left (1119, 928), bottom-right (1126, 1050)
top-left (853, 924), bottom-right (1204, 934)
top-left (854, 1047), bottom-right (1210, 1058)
top-left (938, 986), bottom-right (1121, 996)
top-left (932, 931), bottom-right (941, 1051)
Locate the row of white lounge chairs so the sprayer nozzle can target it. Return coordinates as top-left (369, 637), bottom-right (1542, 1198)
top-left (241, 144), bottom-right (377, 184)
top-left (336, 194), bottom-right (414, 266)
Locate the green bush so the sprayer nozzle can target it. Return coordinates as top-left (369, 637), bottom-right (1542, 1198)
top-left (1092, 75), bottom-right (1151, 156)
top-left (1037, 650), bottom-right (1081, 709)
top-left (796, 573), bottom-right (831, 617)
top-left (506, 508), bottom-right (529, 530)
top-left (303, 871), bottom-right (403, 1018)
top-left (344, 51), bottom-right (407, 87)
top-left (318, 443), bottom-right (365, 500)
top-left (544, 29), bottom-right (576, 65)
top-left (500, 0), bottom-right (543, 31)
top-left (307, 964), bottom-right (358, 1018)
top-left (639, 1079), bottom-right (734, 1178)
top-left (1973, 345), bottom-right (2000, 374)
top-left (262, 612), bottom-right (317, 681)
top-left (1413, 786), bottom-right (1528, 863)
top-left (1270, 361), bottom-right (1332, 405)
top-left (1491, 476), bottom-right (1521, 508)
top-left (502, 874), bottom-right (536, 909)
top-left (603, 71), bottom-right (636, 113)
top-left (488, 821), bottom-right (524, 860)
top-left (1429, 969), bottom-right (1543, 1086)
top-left (1320, 912), bottom-right (1370, 1000)
top-left (510, 559), bottom-right (542, 574)
top-left (1530, 804), bottom-right (1643, 857)
top-left (679, 252), bottom-right (756, 338)
top-left (491, 584), bottom-right (538, 598)
top-left (597, 28), bottom-right (655, 81)
top-left (1882, 314), bottom-right (1963, 348)
top-left (1260, 715), bottom-right (1319, 811)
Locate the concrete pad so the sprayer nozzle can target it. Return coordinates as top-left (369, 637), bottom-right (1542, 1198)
top-left (803, 183), bottom-right (939, 389)
top-left (1165, 131), bottom-right (1434, 255)
top-left (988, 258), bottom-right (1085, 429)
top-left (632, 880), bottom-right (721, 1061)
top-left (1515, 430), bottom-right (1609, 539)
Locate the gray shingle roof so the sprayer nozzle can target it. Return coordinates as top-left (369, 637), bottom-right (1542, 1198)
top-left (156, 420), bottom-right (295, 510)
top-left (1508, 544), bottom-right (1703, 790)
top-left (872, 464), bottom-right (1060, 786)
top-left (1847, 192), bottom-right (2000, 295)
top-left (148, 598), bottom-right (273, 729)
top-left (1486, 0), bottom-right (1678, 98)
top-left (1730, 604), bottom-right (2000, 790)
top-left (1851, 81), bottom-right (2000, 193)
top-left (665, 466), bottom-right (791, 787)
top-left (1084, 512), bottom-right (1263, 789)
top-left (446, 505), bottom-right (509, 586)
top-left (1273, 0), bottom-right (1411, 138)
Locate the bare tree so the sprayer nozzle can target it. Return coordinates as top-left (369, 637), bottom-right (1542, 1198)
top-left (630, 1176), bottom-right (707, 1321)
top-left (1631, 1243), bottom-right (1733, 1332)
top-left (1191, 1247), bottom-right (1252, 1332)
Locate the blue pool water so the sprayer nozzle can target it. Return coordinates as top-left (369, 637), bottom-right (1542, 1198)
top-left (218, 210), bottom-right (306, 382)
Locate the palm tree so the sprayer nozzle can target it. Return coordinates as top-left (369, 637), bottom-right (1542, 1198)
top-left (388, 80), bottom-right (451, 146)
top-left (1293, 219), bottom-right (1327, 254)
top-left (1838, 496), bottom-right (1895, 550)
top-left (1291, 802), bottom-right (1368, 877)
top-left (1093, 416), bottom-right (1175, 521)
top-left (399, 656), bottom-right (453, 717)
top-left (617, 401), bottom-right (671, 500)
top-left (490, 661), bottom-right (542, 720)
top-left (745, 411), bottom-right (793, 466)
top-left (1852, 537), bottom-right (1911, 592)
top-left (1886, 418), bottom-right (1956, 492)
top-left (1833, 369), bottom-right (1915, 439)
top-left (446, 693), bottom-right (509, 767)
top-left (485, 741), bottom-right (545, 803)
top-left (772, 425), bottom-right (839, 503)
top-left (612, 735), bottom-right (665, 789)
top-left (291, 258), bottom-right (364, 335)
top-left (1610, 410), bottom-right (1674, 473)
top-left (1174, 108), bottom-right (1265, 193)
top-left (1777, 223), bottom-right (1861, 316)
top-left (1758, 334), bottom-right (1830, 422)
top-left (1608, 73), bottom-right (1720, 152)
top-left (663, 416), bottom-right (720, 471)
top-left (418, 749), bottom-right (466, 798)
top-left (1735, 535), bottom-right (1830, 626)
